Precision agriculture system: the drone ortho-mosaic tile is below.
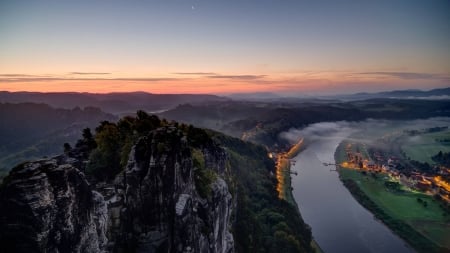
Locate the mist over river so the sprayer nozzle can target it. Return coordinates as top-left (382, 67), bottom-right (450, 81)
top-left (288, 122), bottom-right (414, 253)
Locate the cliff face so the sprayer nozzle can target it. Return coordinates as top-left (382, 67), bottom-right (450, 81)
top-left (0, 127), bottom-right (234, 253)
top-left (0, 159), bottom-right (108, 252)
top-left (110, 127), bottom-right (234, 253)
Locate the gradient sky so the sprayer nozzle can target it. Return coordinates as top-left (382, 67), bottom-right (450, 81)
top-left (0, 0), bottom-right (449, 95)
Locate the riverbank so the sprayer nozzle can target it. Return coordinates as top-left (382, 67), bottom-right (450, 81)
top-left (276, 138), bottom-right (304, 204)
top-left (335, 141), bottom-right (450, 253)
top-left (275, 138), bottom-right (324, 253)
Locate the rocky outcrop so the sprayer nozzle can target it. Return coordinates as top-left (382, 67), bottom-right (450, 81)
top-left (110, 127), bottom-right (234, 253)
top-left (0, 158), bottom-right (108, 252)
top-left (0, 127), bottom-right (234, 253)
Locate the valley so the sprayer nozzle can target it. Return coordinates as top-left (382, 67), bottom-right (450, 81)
top-left (1, 1), bottom-right (449, 252)
top-left (0, 91), bottom-right (449, 253)
top-left (334, 121), bottom-right (450, 252)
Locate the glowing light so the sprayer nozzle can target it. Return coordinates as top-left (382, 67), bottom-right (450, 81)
top-left (434, 176), bottom-right (450, 192)
top-left (276, 138), bottom-right (303, 199)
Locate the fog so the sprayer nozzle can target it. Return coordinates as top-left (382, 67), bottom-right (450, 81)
top-left (281, 117), bottom-right (450, 253)
top-left (280, 117), bottom-right (450, 146)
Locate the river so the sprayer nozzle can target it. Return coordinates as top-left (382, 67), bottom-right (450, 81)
top-left (290, 132), bottom-right (414, 253)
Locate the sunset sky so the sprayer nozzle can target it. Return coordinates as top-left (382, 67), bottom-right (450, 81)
top-left (0, 0), bottom-right (449, 95)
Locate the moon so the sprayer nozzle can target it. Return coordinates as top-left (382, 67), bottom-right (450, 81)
top-left (191, 5), bottom-right (195, 10)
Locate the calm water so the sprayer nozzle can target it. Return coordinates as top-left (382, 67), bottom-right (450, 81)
top-left (291, 136), bottom-right (414, 253)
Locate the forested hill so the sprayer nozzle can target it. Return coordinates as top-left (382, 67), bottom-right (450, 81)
top-left (0, 91), bottom-right (229, 114)
top-left (0, 103), bottom-right (115, 173)
top-left (161, 98), bottom-right (450, 148)
top-left (0, 111), bottom-right (312, 253)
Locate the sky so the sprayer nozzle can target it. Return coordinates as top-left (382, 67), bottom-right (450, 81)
top-left (0, 0), bottom-right (449, 95)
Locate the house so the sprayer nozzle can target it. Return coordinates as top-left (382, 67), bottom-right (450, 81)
top-left (416, 179), bottom-right (432, 191)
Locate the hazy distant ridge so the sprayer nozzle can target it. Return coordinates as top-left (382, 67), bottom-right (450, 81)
top-left (337, 87), bottom-right (450, 100)
top-left (0, 91), bottom-right (229, 114)
top-left (223, 88), bottom-right (450, 102)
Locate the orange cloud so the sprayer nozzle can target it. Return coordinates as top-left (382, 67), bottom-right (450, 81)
top-left (0, 71), bottom-right (447, 95)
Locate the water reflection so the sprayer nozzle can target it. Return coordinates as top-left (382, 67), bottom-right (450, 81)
top-left (291, 137), bottom-right (414, 253)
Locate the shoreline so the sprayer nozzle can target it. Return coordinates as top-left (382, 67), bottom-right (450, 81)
top-left (334, 140), bottom-right (447, 253)
top-left (275, 138), bottom-right (324, 253)
top-left (276, 138), bottom-right (304, 203)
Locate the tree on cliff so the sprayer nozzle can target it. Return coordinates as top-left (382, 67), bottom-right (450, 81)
top-left (87, 122), bottom-right (121, 181)
top-left (73, 128), bottom-right (97, 159)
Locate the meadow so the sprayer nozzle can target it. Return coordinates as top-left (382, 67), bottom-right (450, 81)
top-left (335, 137), bottom-right (450, 252)
top-left (339, 168), bottom-right (449, 249)
top-left (402, 130), bottom-right (450, 164)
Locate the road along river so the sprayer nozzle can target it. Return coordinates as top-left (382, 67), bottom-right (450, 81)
top-left (290, 129), bottom-right (414, 253)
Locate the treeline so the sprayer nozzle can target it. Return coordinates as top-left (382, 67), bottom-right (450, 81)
top-left (68, 111), bottom-right (215, 182)
top-left (432, 151), bottom-right (450, 167)
top-left (404, 151), bottom-right (450, 175)
top-left (70, 111), bottom-right (313, 252)
top-left (210, 133), bottom-right (312, 253)
top-left (0, 103), bottom-right (115, 173)
top-left (0, 103), bottom-right (113, 148)
top-left (252, 99), bottom-right (450, 147)
top-left (404, 126), bottom-right (448, 136)
top-left (65, 111), bottom-right (161, 181)
top-left (163, 99), bottom-right (450, 148)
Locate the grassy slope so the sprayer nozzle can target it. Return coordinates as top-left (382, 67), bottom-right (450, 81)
top-left (402, 130), bottom-right (450, 164)
top-left (340, 169), bottom-right (449, 248)
top-left (336, 142), bottom-right (450, 252)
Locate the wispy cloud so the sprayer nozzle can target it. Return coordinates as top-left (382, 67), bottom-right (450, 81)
top-left (0, 74), bottom-right (47, 77)
top-left (358, 71), bottom-right (441, 80)
top-left (207, 74), bottom-right (267, 80)
top-left (0, 77), bottom-right (181, 83)
top-left (172, 72), bottom-right (217, 76)
top-left (0, 72), bottom-right (268, 82)
top-left (0, 72), bottom-right (267, 83)
top-left (172, 72), bottom-right (267, 81)
top-left (113, 77), bottom-right (181, 82)
top-left (0, 77), bottom-right (63, 83)
top-left (69, 72), bottom-right (111, 75)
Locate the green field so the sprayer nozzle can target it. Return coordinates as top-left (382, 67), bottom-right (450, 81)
top-left (339, 168), bottom-right (450, 249)
top-left (402, 130), bottom-right (450, 164)
top-left (336, 138), bottom-right (450, 252)
top-left (336, 145), bottom-right (450, 252)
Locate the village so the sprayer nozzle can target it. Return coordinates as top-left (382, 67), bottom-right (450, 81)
top-left (339, 142), bottom-right (450, 203)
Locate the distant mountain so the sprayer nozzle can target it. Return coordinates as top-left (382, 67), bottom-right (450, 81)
top-left (0, 102), bottom-right (116, 172)
top-left (336, 87), bottom-right (450, 100)
top-left (0, 91), bottom-right (229, 114)
top-left (227, 92), bottom-right (282, 100)
top-left (161, 98), bottom-right (450, 147)
top-left (226, 88), bottom-right (450, 102)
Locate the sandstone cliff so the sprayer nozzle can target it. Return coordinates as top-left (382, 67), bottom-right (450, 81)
top-left (0, 126), bottom-right (234, 253)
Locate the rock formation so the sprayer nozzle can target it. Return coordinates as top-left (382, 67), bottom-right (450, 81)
top-left (0, 126), bottom-right (234, 253)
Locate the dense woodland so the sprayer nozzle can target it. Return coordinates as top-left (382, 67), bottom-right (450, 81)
top-left (2, 98), bottom-right (448, 174)
top-left (0, 103), bottom-right (115, 174)
top-left (162, 99), bottom-right (450, 148)
top-left (67, 111), bottom-right (312, 252)
top-left (433, 151), bottom-right (450, 167)
top-left (0, 91), bottom-right (227, 114)
top-left (210, 133), bottom-right (312, 252)
top-left (1, 94), bottom-right (449, 252)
